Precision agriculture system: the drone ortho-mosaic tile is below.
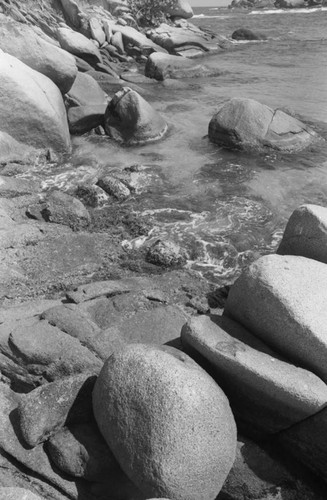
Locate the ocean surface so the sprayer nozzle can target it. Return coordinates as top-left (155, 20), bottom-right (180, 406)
top-left (28, 7), bottom-right (327, 284)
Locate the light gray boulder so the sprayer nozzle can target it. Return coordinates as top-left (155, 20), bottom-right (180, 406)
top-left (0, 132), bottom-right (40, 164)
top-left (0, 51), bottom-right (71, 154)
top-left (112, 24), bottom-right (168, 55)
top-left (181, 315), bottom-right (327, 436)
top-left (277, 204), bottom-right (327, 264)
top-left (209, 98), bottom-right (319, 152)
top-left (224, 254), bottom-right (327, 383)
top-left (56, 27), bottom-right (102, 65)
top-left (93, 344), bottom-right (237, 500)
top-left (166, 0), bottom-right (193, 19)
top-left (104, 87), bottom-right (168, 144)
top-left (145, 52), bottom-right (209, 80)
top-left (0, 14), bottom-right (77, 94)
top-left (89, 17), bottom-right (106, 45)
top-left (0, 488), bottom-right (43, 500)
top-left (67, 71), bottom-right (107, 107)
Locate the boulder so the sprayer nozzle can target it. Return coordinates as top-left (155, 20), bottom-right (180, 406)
top-left (0, 132), bottom-right (40, 164)
top-left (166, 0), bottom-right (194, 18)
top-left (17, 373), bottom-right (96, 447)
top-left (97, 175), bottom-right (131, 201)
top-left (146, 239), bottom-right (187, 267)
top-left (0, 488), bottom-right (43, 500)
top-left (60, 0), bottom-right (82, 29)
top-left (89, 17), bottom-right (106, 45)
top-left (111, 31), bottom-right (125, 54)
top-left (27, 190), bottom-right (91, 230)
top-left (104, 87), bottom-right (167, 144)
top-left (232, 28), bottom-right (267, 40)
top-left (0, 15), bottom-right (77, 94)
top-left (68, 104), bottom-right (106, 134)
top-left (93, 344), bottom-right (237, 500)
top-left (66, 71), bottom-right (107, 107)
top-left (145, 52), bottom-right (209, 81)
top-left (181, 315), bottom-right (327, 436)
top-left (208, 98), bottom-right (318, 152)
top-left (47, 423), bottom-right (119, 481)
top-left (111, 24), bottom-right (168, 55)
top-left (56, 27), bottom-right (102, 66)
top-left (276, 0), bottom-right (306, 6)
top-left (0, 51), bottom-right (71, 154)
top-left (224, 254), bottom-right (327, 383)
top-left (277, 204), bottom-right (327, 264)
top-left (0, 176), bottom-right (40, 198)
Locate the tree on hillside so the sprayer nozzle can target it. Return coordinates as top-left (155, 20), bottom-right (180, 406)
top-left (127, 0), bottom-right (176, 26)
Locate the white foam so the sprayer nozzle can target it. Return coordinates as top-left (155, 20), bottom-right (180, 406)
top-left (193, 13), bottom-right (231, 18)
top-left (249, 6), bottom-right (327, 14)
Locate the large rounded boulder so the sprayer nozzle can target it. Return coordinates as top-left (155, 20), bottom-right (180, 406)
top-left (0, 51), bottom-right (71, 153)
top-left (104, 87), bottom-right (168, 145)
top-left (208, 98), bottom-right (318, 152)
top-left (0, 14), bottom-right (77, 94)
top-left (93, 344), bottom-right (237, 500)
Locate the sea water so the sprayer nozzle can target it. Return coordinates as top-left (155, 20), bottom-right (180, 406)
top-left (26, 7), bottom-right (327, 284)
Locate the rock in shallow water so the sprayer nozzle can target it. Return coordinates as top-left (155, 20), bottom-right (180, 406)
top-left (93, 344), bottom-right (237, 500)
top-left (104, 87), bottom-right (168, 144)
top-left (208, 98), bottom-right (319, 152)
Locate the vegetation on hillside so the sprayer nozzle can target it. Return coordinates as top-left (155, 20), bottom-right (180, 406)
top-left (127, 0), bottom-right (175, 26)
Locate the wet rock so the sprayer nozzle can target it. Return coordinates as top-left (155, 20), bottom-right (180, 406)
top-left (219, 436), bottom-right (325, 500)
top-left (0, 14), bottom-right (77, 94)
top-left (145, 52), bottom-right (209, 81)
top-left (89, 17), bottom-right (106, 45)
top-left (277, 204), bottom-right (327, 264)
top-left (208, 98), bottom-right (319, 152)
top-left (181, 315), bottom-right (327, 436)
top-left (0, 132), bottom-right (40, 164)
top-left (0, 383), bottom-right (80, 499)
top-left (96, 175), bottom-right (131, 201)
top-left (68, 104), bottom-right (106, 134)
top-left (17, 373), bottom-right (96, 447)
top-left (146, 239), bottom-right (187, 267)
top-left (56, 27), bottom-right (102, 66)
top-left (0, 51), bottom-right (71, 154)
top-left (0, 488), bottom-right (43, 500)
top-left (120, 71), bottom-right (154, 85)
top-left (66, 71), bottom-right (107, 107)
top-left (27, 190), bottom-right (91, 230)
top-left (104, 87), bottom-right (168, 145)
top-left (74, 184), bottom-right (109, 208)
top-left (232, 28), bottom-right (267, 40)
top-left (93, 344), bottom-right (237, 500)
top-left (224, 254), bottom-right (327, 383)
top-left (47, 423), bottom-right (118, 481)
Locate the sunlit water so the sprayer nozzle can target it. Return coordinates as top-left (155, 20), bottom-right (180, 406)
top-left (21, 7), bottom-right (327, 284)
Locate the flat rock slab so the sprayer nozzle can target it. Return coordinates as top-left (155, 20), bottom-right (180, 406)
top-left (181, 315), bottom-right (327, 436)
top-left (56, 27), bottom-right (102, 66)
top-left (18, 373), bottom-right (96, 447)
top-left (278, 204), bottom-right (327, 264)
top-left (224, 254), bottom-right (327, 383)
top-left (0, 383), bottom-right (80, 499)
top-left (67, 72), bottom-right (107, 107)
top-left (145, 52), bottom-right (211, 81)
top-left (66, 277), bottom-right (152, 303)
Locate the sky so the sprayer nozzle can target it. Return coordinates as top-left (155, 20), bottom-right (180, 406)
top-left (189, 0), bottom-right (230, 6)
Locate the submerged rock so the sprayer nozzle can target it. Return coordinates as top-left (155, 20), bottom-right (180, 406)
top-left (104, 87), bottom-right (168, 144)
top-left (93, 344), bottom-right (237, 500)
top-left (208, 97), bottom-right (319, 152)
top-left (0, 51), bottom-right (71, 154)
top-left (232, 28), bottom-right (267, 40)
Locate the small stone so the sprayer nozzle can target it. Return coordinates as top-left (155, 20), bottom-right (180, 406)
top-left (146, 239), bottom-right (187, 267)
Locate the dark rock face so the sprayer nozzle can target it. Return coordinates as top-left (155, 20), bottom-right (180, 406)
top-left (208, 98), bottom-right (319, 152)
top-left (232, 28), bottom-right (267, 40)
top-left (104, 87), bottom-right (168, 144)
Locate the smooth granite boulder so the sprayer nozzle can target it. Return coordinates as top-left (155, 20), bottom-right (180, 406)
top-left (93, 344), bottom-right (237, 500)
top-left (208, 98), bottom-right (318, 152)
top-left (67, 71), bottom-right (107, 107)
top-left (166, 0), bottom-right (194, 18)
top-left (56, 27), bottom-right (102, 65)
top-left (224, 254), bottom-right (327, 383)
top-left (104, 87), bottom-right (168, 144)
top-left (60, 0), bottom-right (82, 29)
top-left (111, 24), bottom-right (167, 55)
top-left (0, 15), bottom-right (77, 94)
top-left (277, 204), bottom-right (327, 264)
top-left (0, 51), bottom-right (71, 154)
top-left (17, 374), bottom-right (96, 447)
top-left (68, 104), bottom-right (106, 134)
top-left (145, 52), bottom-right (208, 81)
top-left (89, 17), bottom-right (106, 46)
top-left (181, 315), bottom-right (327, 436)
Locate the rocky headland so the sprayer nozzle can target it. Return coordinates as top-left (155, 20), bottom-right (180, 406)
top-left (0, 1), bottom-right (327, 500)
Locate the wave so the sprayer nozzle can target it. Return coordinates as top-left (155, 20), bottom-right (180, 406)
top-left (193, 13), bottom-right (231, 18)
top-left (249, 6), bottom-right (327, 14)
